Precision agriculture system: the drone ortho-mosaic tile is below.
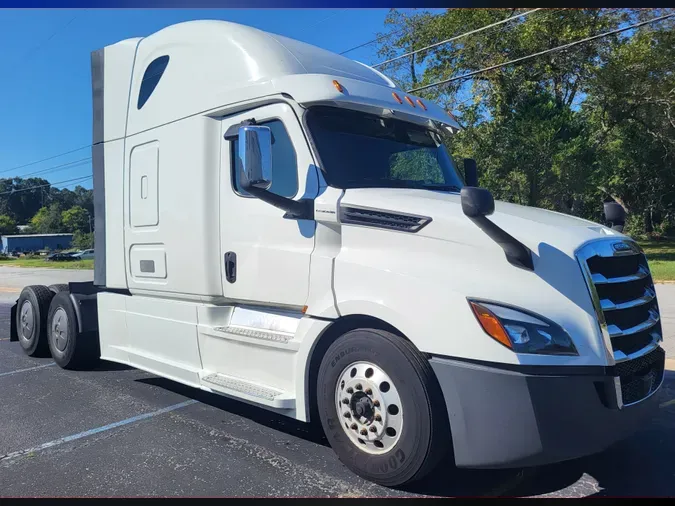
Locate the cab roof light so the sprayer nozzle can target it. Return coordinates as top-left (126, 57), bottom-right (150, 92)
top-left (416, 99), bottom-right (427, 111)
top-left (333, 80), bottom-right (344, 93)
top-left (469, 301), bottom-right (513, 349)
top-left (392, 92), bottom-right (403, 104)
top-left (404, 96), bottom-right (415, 107)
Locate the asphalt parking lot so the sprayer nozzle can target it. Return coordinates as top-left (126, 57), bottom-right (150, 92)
top-left (1, 269), bottom-right (674, 497)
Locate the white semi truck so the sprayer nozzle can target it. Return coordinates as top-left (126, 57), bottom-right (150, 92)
top-left (10, 20), bottom-right (665, 487)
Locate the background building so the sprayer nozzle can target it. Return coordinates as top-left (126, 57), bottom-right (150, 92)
top-left (1, 233), bottom-right (73, 254)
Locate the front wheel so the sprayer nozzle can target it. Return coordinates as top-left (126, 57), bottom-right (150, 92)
top-left (317, 328), bottom-right (450, 487)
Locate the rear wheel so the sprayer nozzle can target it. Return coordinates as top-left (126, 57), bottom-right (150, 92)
top-left (15, 285), bottom-right (54, 357)
top-left (47, 292), bottom-right (99, 370)
top-left (48, 284), bottom-right (69, 294)
top-left (317, 328), bottom-right (450, 487)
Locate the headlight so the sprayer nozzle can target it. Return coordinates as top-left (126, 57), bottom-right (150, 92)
top-left (468, 300), bottom-right (578, 356)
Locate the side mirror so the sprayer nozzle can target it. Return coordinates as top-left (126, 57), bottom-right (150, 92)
top-left (603, 201), bottom-right (626, 231)
top-left (461, 187), bottom-right (494, 218)
top-left (238, 125), bottom-right (273, 191)
top-left (463, 158), bottom-right (478, 187)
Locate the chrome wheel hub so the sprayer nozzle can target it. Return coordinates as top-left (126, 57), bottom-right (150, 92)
top-left (51, 308), bottom-right (69, 352)
top-left (19, 301), bottom-right (34, 340)
top-left (335, 361), bottom-right (403, 455)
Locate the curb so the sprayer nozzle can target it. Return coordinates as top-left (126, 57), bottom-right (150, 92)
top-left (666, 359), bottom-right (675, 372)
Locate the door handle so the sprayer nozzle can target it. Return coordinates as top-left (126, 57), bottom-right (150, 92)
top-left (224, 252), bottom-right (237, 283)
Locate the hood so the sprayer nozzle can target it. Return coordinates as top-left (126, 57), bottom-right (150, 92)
top-left (339, 188), bottom-right (625, 258)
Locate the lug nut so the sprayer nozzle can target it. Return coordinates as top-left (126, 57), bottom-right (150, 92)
top-left (342, 398), bottom-right (349, 405)
top-left (360, 429), bottom-right (368, 436)
top-left (355, 384), bottom-right (363, 391)
top-left (373, 400), bottom-right (380, 407)
top-left (374, 414), bottom-right (382, 422)
top-left (350, 423), bottom-right (358, 430)
top-left (365, 388), bottom-right (373, 395)
top-left (343, 412), bottom-right (351, 418)
top-left (346, 387), bottom-right (354, 394)
top-left (369, 426), bottom-right (377, 433)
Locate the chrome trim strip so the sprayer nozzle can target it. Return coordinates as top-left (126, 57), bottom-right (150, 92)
top-left (607, 309), bottom-right (660, 338)
top-left (591, 265), bottom-right (650, 285)
top-left (600, 288), bottom-right (655, 311)
top-left (614, 332), bottom-right (663, 363)
top-left (614, 376), bottom-right (623, 409)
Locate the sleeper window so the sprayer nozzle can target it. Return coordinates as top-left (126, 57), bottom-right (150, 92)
top-left (231, 120), bottom-right (298, 198)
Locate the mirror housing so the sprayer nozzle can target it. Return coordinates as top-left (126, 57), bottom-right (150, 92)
top-left (461, 187), bottom-right (495, 218)
top-left (603, 202), bottom-right (626, 231)
top-left (238, 125), bottom-right (273, 191)
top-left (463, 158), bottom-right (478, 187)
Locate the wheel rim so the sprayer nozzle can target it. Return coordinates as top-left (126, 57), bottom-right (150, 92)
top-left (51, 308), bottom-right (69, 352)
top-left (19, 301), bottom-right (34, 341)
top-left (334, 361), bottom-right (403, 455)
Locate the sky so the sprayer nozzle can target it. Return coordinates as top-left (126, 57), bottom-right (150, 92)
top-left (0, 8), bottom-right (444, 190)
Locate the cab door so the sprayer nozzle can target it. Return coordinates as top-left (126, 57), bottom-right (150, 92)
top-left (219, 103), bottom-right (319, 309)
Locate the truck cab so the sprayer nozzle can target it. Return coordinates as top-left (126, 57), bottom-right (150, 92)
top-left (11, 20), bottom-right (665, 487)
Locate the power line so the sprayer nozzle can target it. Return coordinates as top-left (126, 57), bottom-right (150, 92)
top-left (408, 12), bottom-right (675, 94)
top-left (373, 8), bottom-right (542, 69)
top-left (0, 144), bottom-right (92, 176)
top-left (18, 157), bottom-right (92, 179)
top-left (308, 9), bottom-right (349, 29)
top-left (339, 26), bottom-right (409, 55)
top-left (16, 9), bottom-right (87, 67)
top-left (0, 175), bottom-right (92, 197)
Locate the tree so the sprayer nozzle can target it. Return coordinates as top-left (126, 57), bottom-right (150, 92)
top-left (30, 204), bottom-right (63, 234)
top-left (0, 214), bottom-right (17, 236)
top-left (375, 8), bottom-right (675, 234)
top-left (62, 206), bottom-right (90, 233)
top-left (72, 230), bottom-right (94, 250)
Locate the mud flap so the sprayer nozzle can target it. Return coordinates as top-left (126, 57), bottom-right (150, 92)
top-left (9, 302), bottom-right (18, 342)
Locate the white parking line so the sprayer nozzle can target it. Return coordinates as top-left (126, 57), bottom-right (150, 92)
top-left (0, 363), bottom-right (56, 377)
top-left (0, 399), bottom-right (198, 464)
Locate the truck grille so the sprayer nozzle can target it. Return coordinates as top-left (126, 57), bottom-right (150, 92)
top-left (577, 239), bottom-right (664, 407)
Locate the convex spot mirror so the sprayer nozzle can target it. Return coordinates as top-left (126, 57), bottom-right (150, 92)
top-left (238, 125), bottom-right (273, 191)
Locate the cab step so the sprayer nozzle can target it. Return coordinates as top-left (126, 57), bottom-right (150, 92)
top-left (201, 372), bottom-right (295, 409)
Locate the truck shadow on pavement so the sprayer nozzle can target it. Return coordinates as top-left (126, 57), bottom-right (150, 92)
top-left (135, 373), bottom-right (675, 497)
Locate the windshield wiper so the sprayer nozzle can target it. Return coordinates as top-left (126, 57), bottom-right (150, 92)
top-left (420, 183), bottom-right (462, 192)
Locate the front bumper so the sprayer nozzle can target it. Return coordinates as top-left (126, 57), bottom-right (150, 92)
top-left (430, 347), bottom-right (664, 469)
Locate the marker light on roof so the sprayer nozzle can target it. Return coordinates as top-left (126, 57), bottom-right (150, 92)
top-left (416, 99), bottom-right (427, 111)
top-left (333, 80), bottom-right (344, 93)
top-left (404, 96), bottom-right (415, 107)
top-left (392, 92), bottom-right (403, 104)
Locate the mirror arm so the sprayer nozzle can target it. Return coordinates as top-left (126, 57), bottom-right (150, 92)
top-left (468, 215), bottom-right (534, 270)
top-left (244, 185), bottom-right (314, 220)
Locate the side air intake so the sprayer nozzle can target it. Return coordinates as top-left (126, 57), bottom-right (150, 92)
top-left (339, 206), bottom-right (431, 233)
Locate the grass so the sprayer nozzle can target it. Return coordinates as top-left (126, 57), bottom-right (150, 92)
top-left (0, 256), bottom-right (94, 270)
top-left (639, 237), bottom-right (675, 282)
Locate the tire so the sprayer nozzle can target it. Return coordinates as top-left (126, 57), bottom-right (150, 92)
top-left (15, 285), bottom-right (54, 357)
top-left (46, 292), bottom-right (99, 370)
top-left (316, 328), bottom-right (450, 487)
top-left (48, 284), bottom-right (69, 294)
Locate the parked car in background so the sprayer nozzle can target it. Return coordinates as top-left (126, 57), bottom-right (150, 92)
top-left (72, 249), bottom-right (95, 260)
top-left (46, 252), bottom-right (79, 262)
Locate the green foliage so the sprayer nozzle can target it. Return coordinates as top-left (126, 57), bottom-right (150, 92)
top-left (72, 230), bottom-right (94, 250)
top-left (376, 8), bottom-right (675, 235)
top-left (30, 204), bottom-right (64, 234)
top-left (62, 206), bottom-right (90, 233)
top-left (0, 214), bottom-right (18, 236)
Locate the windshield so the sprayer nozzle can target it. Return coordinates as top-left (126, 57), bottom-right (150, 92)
top-left (306, 106), bottom-right (464, 191)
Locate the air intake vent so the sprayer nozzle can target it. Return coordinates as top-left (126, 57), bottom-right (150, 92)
top-left (339, 206), bottom-right (431, 233)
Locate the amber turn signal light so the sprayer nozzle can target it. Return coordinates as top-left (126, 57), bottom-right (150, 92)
top-left (392, 92), bottom-right (403, 104)
top-left (469, 301), bottom-right (512, 349)
top-left (333, 80), bottom-right (344, 93)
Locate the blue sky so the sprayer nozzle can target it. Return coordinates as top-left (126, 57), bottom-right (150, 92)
top-left (0, 8), bottom-right (443, 190)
